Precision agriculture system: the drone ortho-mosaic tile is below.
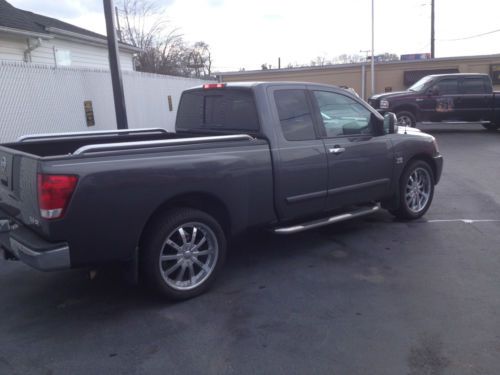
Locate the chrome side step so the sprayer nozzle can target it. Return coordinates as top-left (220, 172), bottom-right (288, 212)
top-left (420, 121), bottom-right (490, 125)
top-left (273, 204), bottom-right (380, 234)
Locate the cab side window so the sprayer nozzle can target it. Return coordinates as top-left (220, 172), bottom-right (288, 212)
top-left (274, 90), bottom-right (316, 141)
top-left (313, 91), bottom-right (372, 137)
top-left (461, 78), bottom-right (487, 94)
top-left (435, 78), bottom-right (459, 95)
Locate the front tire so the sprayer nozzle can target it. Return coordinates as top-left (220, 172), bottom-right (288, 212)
top-left (390, 160), bottom-right (435, 220)
top-left (141, 208), bottom-right (227, 300)
top-left (396, 111), bottom-right (417, 128)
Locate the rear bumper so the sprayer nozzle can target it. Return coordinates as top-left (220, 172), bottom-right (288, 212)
top-left (0, 219), bottom-right (70, 271)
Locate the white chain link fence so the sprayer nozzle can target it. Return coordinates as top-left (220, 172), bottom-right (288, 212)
top-left (0, 61), bottom-right (208, 142)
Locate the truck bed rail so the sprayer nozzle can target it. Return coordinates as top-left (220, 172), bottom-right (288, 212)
top-left (73, 134), bottom-right (255, 155)
top-left (17, 128), bottom-right (168, 142)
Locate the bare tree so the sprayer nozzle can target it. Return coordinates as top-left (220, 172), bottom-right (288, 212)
top-left (310, 55), bottom-right (329, 67)
top-left (117, 0), bottom-right (214, 78)
top-left (186, 41), bottom-right (212, 77)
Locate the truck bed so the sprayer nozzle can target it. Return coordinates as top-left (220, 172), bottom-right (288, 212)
top-left (0, 127), bottom-right (274, 269)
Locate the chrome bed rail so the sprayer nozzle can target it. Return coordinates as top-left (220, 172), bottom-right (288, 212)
top-left (17, 128), bottom-right (168, 142)
top-left (73, 134), bottom-right (255, 155)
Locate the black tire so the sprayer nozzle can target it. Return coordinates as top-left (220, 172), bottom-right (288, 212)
top-left (482, 123), bottom-right (499, 131)
top-left (396, 111), bottom-right (417, 128)
top-left (141, 208), bottom-right (227, 300)
top-left (390, 160), bottom-right (435, 220)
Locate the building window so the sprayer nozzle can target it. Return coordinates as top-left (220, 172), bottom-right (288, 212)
top-left (55, 49), bottom-right (71, 67)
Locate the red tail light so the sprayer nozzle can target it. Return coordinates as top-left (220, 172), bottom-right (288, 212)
top-left (203, 83), bottom-right (225, 89)
top-left (37, 174), bottom-right (78, 219)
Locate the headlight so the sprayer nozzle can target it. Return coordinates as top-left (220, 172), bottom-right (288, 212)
top-left (380, 99), bottom-right (390, 109)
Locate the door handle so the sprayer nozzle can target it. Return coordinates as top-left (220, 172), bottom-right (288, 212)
top-left (329, 146), bottom-right (345, 155)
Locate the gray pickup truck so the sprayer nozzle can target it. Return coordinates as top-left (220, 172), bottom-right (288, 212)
top-left (0, 82), bottom-right (443, 299)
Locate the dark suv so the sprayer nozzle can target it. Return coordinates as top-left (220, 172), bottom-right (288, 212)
top-left (369, 73), bottom-right (500, 130)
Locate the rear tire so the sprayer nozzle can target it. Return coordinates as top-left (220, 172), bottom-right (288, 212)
top-left (396, 111), bottom-right (417, 128)
top-left (141, 208), bottom-right (227, 300)
top-left (390, 160), bottom-right (435, 220)
top-left (482, 123), bottom-right (499, 131)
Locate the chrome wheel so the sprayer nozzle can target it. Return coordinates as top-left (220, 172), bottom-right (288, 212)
top-left (405, 167), bottom-right (431, 214)
top-left (397, 115), bottom-right (413, 127)
top-left (159, 222), bottom-right (219, 291)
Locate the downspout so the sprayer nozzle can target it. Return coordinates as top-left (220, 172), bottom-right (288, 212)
top-left (24, 37), bottom-right (42, 62)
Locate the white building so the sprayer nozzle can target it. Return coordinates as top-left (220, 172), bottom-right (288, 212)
top-left (0, 0), bottom-right (141, 70)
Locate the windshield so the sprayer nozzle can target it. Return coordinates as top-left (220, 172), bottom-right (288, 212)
top-left (408, 76), bottom-right (434, 92)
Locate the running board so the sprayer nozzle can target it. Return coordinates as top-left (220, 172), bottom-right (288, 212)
top-left (273, 204), bottom-right (380, 234)
top-left (420, 121), bottom-right (490, 125)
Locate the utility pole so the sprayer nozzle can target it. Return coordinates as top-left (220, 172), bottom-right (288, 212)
top-left (103, 0), bottom-right (128, 129)
top-left (115, 6), bottom-right (122, 42)
top-left (360, 49), bottom-right (371, 100)
top-left (431, 0), bottom-right (435, 58)
top-left (371, 0), bottom-right (375, 95)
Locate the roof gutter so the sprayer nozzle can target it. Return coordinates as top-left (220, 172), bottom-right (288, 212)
top-left (0, 26), bottom-right (52, 40)
top-left (45, 27), bottom-right (143, 53)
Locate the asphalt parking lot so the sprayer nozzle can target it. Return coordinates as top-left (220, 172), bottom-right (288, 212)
top-left (1, 123), bottom-right (500, 375)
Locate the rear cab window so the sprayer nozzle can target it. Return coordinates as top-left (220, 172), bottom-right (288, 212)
top-left (176, 87), bottom-right (260, 133)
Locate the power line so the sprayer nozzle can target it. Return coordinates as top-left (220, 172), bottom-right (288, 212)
top-left (439, 28), bottom-right (500, 42)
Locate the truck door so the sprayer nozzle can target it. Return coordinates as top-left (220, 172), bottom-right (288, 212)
top-left (310, 89), bottom-right (393, 210)
top-left (268, 86), bottom-right (329, 221)
top-left (427, 77), bottom-right (460, 122)
top-left (457, 76), bottom-right (493, 121)
top-left (416, 89), bottom-right (438, 122)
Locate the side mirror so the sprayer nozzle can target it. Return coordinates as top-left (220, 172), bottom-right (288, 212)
top-left (383, 112), bottom-right (398, 134)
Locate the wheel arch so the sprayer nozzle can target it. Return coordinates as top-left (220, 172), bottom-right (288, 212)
top-left (403, 153), bottom-right (438, 185)
top-left (138, 192), bottom-right (232, 250)
top-left (383, 152), bottom-right (438, 211)
top-left (392, 104), bottom-right (418, 119)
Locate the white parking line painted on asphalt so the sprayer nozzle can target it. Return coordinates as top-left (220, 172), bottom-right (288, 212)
top-left (426, 219), bottom-right (500, 224)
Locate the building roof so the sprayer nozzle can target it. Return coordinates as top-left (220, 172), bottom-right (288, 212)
top-left (0, 0), bottom-right (141, 51)
top-left (218, 53), bottom-right (500, 77)
top-left (0, 0), bottom-right (46, 34)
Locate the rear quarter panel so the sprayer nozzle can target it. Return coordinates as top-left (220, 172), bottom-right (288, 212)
top-left (40, 140), bottom-right (275, 267)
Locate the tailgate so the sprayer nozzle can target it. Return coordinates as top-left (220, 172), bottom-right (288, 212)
top-left (0, 146), bottom-right (40, 228)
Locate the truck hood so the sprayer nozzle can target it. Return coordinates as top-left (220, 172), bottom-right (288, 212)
top-left (397, 126), bottom-right (436, 141)
top-left (397, 126), bottom-right (421, 135)
top-left (370, 91), bottom-right (415, 100)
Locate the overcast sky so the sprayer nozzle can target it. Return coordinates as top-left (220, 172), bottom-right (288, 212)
top-left (9, 0), bottom-right (500, 72)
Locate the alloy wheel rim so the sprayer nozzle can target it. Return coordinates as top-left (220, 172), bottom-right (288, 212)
top-left (405, 167), bottom-right (431, 213)
top-left (159, 222), bottom-right (218, 291)
top-left (398, 115), bottom-right (413, 127)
